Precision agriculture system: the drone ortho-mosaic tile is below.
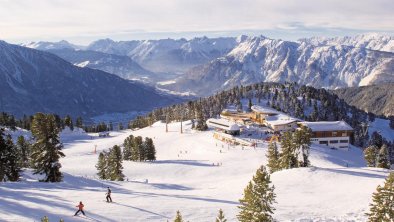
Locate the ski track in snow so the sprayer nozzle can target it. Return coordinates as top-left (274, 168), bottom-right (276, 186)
top-left (0, 121), bottom-right (391, 222)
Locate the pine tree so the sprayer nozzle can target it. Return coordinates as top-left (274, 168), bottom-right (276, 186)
top-left (279, 132), bottom-right (297, 169)
top-left (41, 216), bottom-right (49, 222)
top-left (0, 130), bottom-right (21, 182)
top-left (123, 135), bottom-right (134, 161)
top-left (107, 145), bottom-right (124, 181)
top-left (237, 165), bottom-right (276, 222)
top-left (299, 126), bottom-right (311, 167)
top-left (364, 145), bottom-right (378, 167)
top-left (215, 208), bottom-right (227, 222)
top-left (75, 117), bottom-right (83, 129)
top-left (64, 115), bottom-right (74, 131)
top-left (174, 210), bottom-right (184, 222)
top-left (144, 137), bottom-right (156, 161)
top-left (131, 136), bottom-right (143, 161)
top-left (96, 152), bottom-right (107, 179)
top-left (366, 172), bottom-right (394, 221)
top-left (30, 113), bottom-right (65, 182)
top-left (376, 144), bottom-right (390, 169)
top-left (17, 135), bottom-right (30, 168)
top-left (266, 141), bottom-right (280, 173)
top-left (4, 134), bottom-right (21, 181)
top-left (0, 128), bottom-right (6, 181)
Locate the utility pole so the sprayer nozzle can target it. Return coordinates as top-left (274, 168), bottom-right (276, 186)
top-left (165, 114), bottom-right (169, 133)
top-left (180, 115), bottom-right (183, 134)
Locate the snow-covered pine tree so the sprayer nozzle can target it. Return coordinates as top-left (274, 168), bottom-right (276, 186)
top-left (4, 134), bottom-right (21, 181)
top-left (266, 141), bottom-right (280, 173)
top-left (17, 135), bottom-right (30, 168)
top-left (376, 144), bottom-right (390, 169)
top-left (96, 152), bottom-right (107, 179)
top-left (279, 132), bottom-right (297, 169)
top-left (107, 145), bottom-right (124, 181)
top-left (30, 113), bottom-right (65, 182)
top-left (144, 137), bottom-right (156, 161)
top-left (215, 208), bottom-right (227, 222)
top-left (364, 145), bottom-right (378, 167)
top-left (122, 135), bottom-right (134, 161)
top-left (366, 172), bottom-right (394, 221)
top-left (237, 165), bottom-right (276, 222)
top-left (174, 210), bottom-right (184, 222)
top-left (195, 104), bottom-right (208, 131)
top-left (64, 115), bottom-right (73, 131)
top-left (131, 136), bottom-right (143, 161)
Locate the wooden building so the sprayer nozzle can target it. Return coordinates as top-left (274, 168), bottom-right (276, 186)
top-left (298, 121), bottom-right (353, 149)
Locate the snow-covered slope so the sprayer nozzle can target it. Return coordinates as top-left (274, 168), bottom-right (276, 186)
top-left (167, 35), bottom-right (394, 96)
top-left (87, 37), bottom-right (239, 74)
top-left (0, 40), bottom-right (179, 118)
top-left (300, 33), bottom-right (394, 53)
top-left (0, 121), bottom-right (390, 221)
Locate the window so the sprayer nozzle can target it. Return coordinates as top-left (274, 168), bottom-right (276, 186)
top-left (342, 132), bottom-right (347, 137)
top-left (340, 140), bottom-right (349, 143)
top-left (332, 132), bottom-right (337, 136)
top-left (330, 140), bottom-right (338, 144)
top-left (319, 141), bottom-right (328, 145)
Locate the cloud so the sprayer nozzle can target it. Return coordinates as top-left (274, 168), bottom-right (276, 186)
top-left (0, 0), bottom-right (392, 44)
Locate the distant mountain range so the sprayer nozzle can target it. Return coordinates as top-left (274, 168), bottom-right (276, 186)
top-left (164, 34), bottom-right (394, 96)
top-left (24, 33), bottom-right (394, 97)
top-left (333, 83), bottom-right (394, 117)
top-left (0, 40), bottom-right (179, 118)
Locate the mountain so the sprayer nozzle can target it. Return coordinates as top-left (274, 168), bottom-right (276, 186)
top-left (87, 37), bottom-right (239, 74)
top-left (22, 40), bottom-right (84, 51)
top-left (333, 83), bottom-right (394, 117)
top-left (299, 33), bottom-right (394, 53)
top-left (44, 48), bottom-right (161, 83)
top-left (164, 35), bottom-right (394, 96)
top-left (0, 40), bottom-right (179, 118)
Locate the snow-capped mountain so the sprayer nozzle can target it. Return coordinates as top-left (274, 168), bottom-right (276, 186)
top-left (87, 37), bottom-right (239, 74)
top-left (22, 40), bottom-right (84, 51)
top-left (0, 40), bottom-right (178, 118)
top-left (165, 35), bottom-right (394, 96)
top-left (299, 33), bottom-right (394, 53)
top-left (44, 48), bottom-right (161, 83)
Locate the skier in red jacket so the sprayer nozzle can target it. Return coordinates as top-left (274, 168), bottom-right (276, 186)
top-left (74, 201), bottom-right (86, 216)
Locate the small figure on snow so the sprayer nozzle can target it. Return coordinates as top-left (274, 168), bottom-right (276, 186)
top-left (106, 187), bottom-right (112, 202)
top-left (74, 201), bottom-right (85, 216)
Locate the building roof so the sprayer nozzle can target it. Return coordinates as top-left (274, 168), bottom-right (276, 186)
top-left (299, 121), bottom-right (353, 132)
top-left (206, 118), bottom-right (240, 131)
top-left (251, 105), bottom-right (280, 115)
top-left (265, 114), bottom-right (299, 126)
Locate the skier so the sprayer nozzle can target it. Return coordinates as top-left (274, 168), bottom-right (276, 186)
top-left (106, 187), bottom-right (112, 202)
top-left (74, 201), bottom-right (85, 216)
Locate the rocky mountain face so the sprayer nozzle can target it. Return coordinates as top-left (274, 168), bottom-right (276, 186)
top-left (22, 40), bottom-right (84, 51)
top-left (333, 83), bottom-right (394, 117)
top-left (164, 35), bottom-right (394, 96)
top-left (86, 37), bottom-right (239, 74)
top-left (299, 33), bottom-right (394, 52)
top-left (0, 41), bottom-right (179, 118)
top-left (44, 48), bottom-right (160, 83)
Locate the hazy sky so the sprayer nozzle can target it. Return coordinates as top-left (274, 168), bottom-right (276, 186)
top-left (0, 0), bottom-right (393, 45)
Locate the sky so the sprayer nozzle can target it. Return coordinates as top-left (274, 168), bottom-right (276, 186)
top-left (0, 0), bottom-right (393, 45)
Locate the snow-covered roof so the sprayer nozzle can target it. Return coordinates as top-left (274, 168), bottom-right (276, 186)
top-left (251, 105), bottom-right (280, 114)
top-left (265, 114), bottom-right (299, 126)
top-left (299, 121), bottom-right (353, 132)
top-left (206, 118), bottom-right (240, 131)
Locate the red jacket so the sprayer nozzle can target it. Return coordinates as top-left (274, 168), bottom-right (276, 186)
top-left (76, 203), bottom-right (84, 210)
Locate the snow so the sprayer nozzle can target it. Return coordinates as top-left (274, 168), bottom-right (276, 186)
top-left (299, 121), bottom-right (353, 132)
top-left (368, 118), bottom-right (394, 141)
top-left (0, 121), bottom-right (391, 222)
top-left (251, 105), bottom-right (281, 114)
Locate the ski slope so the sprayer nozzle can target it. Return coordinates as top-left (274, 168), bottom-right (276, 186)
top-left (0, 121), bottom-right (391, 222)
